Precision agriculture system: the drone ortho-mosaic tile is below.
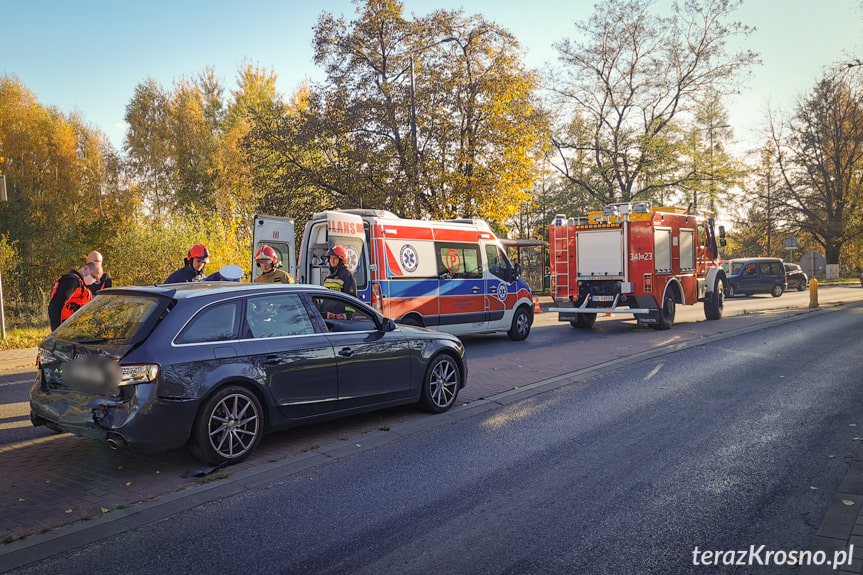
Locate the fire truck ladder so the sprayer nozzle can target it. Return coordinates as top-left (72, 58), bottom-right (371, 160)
top-left (551, 219), bottom-right (570, 301)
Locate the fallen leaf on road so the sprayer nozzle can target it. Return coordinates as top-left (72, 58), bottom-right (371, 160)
top-left (101, 508), bottom-right (110, 514)
top-left (125, 482), bottom-right (132, 486)
top-left (64, 509), bottom-right (72, 514)
top-left (810, 486), bottom-right (819, 490)
top-left (117, 466), bottom-right (124, 470)
top-left (843, 500), bottom-right (855, 506)
top-left (18, 498), bottom-right (25, 502)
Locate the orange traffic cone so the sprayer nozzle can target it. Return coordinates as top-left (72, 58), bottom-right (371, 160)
top-left (534, 298), bottom-right (541, 313)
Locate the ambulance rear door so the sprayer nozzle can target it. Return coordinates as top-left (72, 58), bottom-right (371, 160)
top-left (300, 211), bottom-right (371, 303)
top-left (252, 215), bottom-right (296, 281)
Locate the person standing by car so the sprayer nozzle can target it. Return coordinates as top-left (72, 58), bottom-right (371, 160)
top-left (323, 245), bottom-right (356, 297)
top-left (253, 245), bottom-right (294, 284)
top-left (321, 245), bottom-right (357, 320)
top-left (48, 262), bottom-right (98, 330)
top-left (164, 244), bottom-right (210, 284)
top-left (86, 250), bottom-right (113, 295)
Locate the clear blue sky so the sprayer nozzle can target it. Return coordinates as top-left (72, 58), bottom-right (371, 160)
top-left (2, 0), bottom-right (862, 151)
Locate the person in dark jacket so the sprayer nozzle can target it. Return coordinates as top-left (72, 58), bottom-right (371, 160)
top-left (323, 245), bottom-right (357, 297)
top-left (86, 250), bottom-right (113, 295)
top-left (320, 245), bottom-right (357, 320)
top-left (48, 262), bottom-right (98, 330)
top-left (164, 244), bottom-right (210, 284)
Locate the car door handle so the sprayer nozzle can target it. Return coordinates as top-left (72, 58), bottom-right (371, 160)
top-left (338, 347), bottom-right (354, 358)
top-left (472, 286), bottom-right (480, 293)
top-left (263, 355), bottom-right (282, 366)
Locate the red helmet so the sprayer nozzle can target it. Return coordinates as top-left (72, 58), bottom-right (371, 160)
top-left (326, 245), bottom-right (347, 261)
top-left (187, 244), bottom-right (210, 263)
top-left (255, 245), bottom-right (278, 266)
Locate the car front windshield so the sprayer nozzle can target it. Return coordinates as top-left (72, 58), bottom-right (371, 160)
top-left (52, 293), bottom-right (166, 347)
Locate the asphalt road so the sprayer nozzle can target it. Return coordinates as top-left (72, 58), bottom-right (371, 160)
top-left (13, 291), bottom-right (863, 574)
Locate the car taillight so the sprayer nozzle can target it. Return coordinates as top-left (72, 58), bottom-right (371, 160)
top-left (370, 282), bottom-right (383, 312)
top-left (36, 347), bottom-right (59, 367)
top-left (120, 364), bottom-right (160, 386)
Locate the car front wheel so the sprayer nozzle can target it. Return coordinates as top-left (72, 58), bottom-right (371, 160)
top-left (419, 354), bottom-right (461, 413)
top-left (190, 385), bottom-right (264, 465)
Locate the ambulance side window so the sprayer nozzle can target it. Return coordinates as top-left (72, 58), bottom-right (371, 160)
top-left (436, 243), bottom-right (482, 279)
top-left (485, 245), bottom-right (509, 280)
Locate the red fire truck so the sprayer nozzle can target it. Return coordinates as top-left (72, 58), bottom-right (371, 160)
top-left (548, 202), bottom-right (727, 330)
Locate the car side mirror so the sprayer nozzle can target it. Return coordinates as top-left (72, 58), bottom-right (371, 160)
top-left (383, 318), bottom-right (396, 332)
top-left (513, 262), bottom-right (522, 278)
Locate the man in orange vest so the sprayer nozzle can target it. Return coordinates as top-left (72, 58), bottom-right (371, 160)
top-left (48, 262), bottom-right (99, 330)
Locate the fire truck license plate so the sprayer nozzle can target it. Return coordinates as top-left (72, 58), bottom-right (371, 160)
top-left (593, 295), bottom-right (614, 301)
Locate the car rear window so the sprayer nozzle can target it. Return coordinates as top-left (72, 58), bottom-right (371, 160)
top-left (52, 293), bottom-right (166, 346)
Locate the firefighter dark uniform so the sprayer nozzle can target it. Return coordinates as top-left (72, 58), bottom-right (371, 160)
top-left (321, 245), bottom-right (357, 319)
top-left (323, 265), bottom-right (356, 297)
top-left (48, 270), bottom-right (94, 330)
top-left (164, 244), bottom-right (210, 283)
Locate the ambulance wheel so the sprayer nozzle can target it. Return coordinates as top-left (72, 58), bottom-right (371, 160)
top-left (655, 294), bottom-right (676, 330)
top-left (570, 313), bottom-right (597, 329)
top-left (704, 279), bottom-right (724, 321)
top-left (399, 316), bottom-right (423, 328)
top-left (507, 306), bottom-right (532, 341)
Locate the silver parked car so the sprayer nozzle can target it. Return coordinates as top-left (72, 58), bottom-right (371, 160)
top-left (31, 283), bottom-right (467, 464)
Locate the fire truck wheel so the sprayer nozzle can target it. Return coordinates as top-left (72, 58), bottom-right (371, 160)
top-left (704, 279), bottom-right (724, 321)
top-left (655, 294), bottom-right (676, 330)
top-left (507, 306), bottom-right (532, 341)
top-left (570, 313), bottom-right (597, 329)
top-left (771, 284), bottom-right (784, 297)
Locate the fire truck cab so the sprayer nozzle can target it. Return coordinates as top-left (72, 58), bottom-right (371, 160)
top-left (548, 202), bottom-right (727, 330)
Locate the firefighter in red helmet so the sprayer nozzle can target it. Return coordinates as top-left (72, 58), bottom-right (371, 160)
top-left (164, 244), bottom-right (210, 283)
top-left (254, 245), bottom-right (294, 284)
top-left (323, 245), bottom-right (357, 298)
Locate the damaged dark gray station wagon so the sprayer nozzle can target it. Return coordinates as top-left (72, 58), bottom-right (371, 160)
top-left (30, 283), bottom-right (466, 464)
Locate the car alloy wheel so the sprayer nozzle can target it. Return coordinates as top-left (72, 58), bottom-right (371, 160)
top-left (419, 354), bottom-right (460, 413)
top-left (190, 385), bottom-right (263, 464)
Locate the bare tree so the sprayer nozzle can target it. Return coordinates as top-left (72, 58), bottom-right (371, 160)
top-left (546, 0), bottom-right (757, 207)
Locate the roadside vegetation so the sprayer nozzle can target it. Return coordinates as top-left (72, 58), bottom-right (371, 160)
top-left (0, 0), bottom-right (861, 344)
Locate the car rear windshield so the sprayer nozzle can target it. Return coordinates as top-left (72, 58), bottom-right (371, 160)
top-left (52, 293), bottom-right (166, 347)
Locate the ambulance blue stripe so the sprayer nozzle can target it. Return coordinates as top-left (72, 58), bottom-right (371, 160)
top-left (388, 280), bottom-right (441, 298)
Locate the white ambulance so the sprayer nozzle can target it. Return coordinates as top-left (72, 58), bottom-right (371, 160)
top-left (252, 210), bottom-right (534, 340)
